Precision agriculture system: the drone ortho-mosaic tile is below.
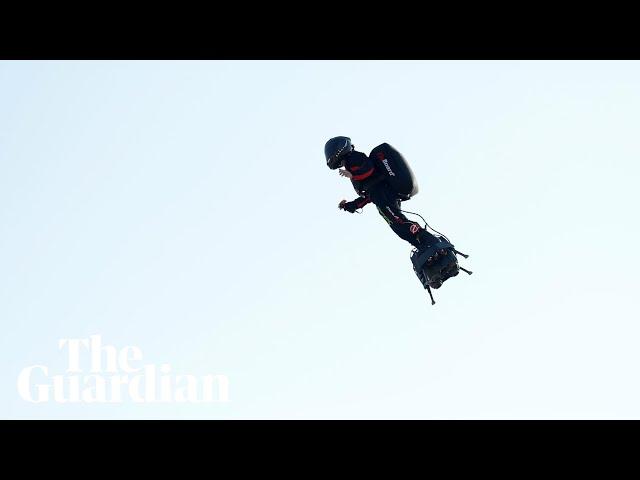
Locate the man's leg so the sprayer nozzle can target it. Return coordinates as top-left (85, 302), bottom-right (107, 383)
top-left (375, 201), bottom-right (439, 249)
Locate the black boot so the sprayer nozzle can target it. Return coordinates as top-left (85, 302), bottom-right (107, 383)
top-left (415, 229), bottom-right (439, 250)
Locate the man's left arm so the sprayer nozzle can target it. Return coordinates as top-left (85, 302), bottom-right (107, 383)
top-left (339, 195), bottom-right (372, 213)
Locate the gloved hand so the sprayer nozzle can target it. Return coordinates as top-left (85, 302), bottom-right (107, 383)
top-left (338, 199), bottom-right (358, 213)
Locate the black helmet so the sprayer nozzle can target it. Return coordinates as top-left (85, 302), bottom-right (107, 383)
top-left (325, 136), bottom-right (353, 169)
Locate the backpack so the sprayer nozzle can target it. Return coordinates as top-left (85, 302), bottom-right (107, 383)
top-left (369, 143), bottom-right (419, 200)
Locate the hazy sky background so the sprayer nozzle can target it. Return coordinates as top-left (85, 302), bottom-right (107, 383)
top-left (1, 60), bottom-right (639, 419)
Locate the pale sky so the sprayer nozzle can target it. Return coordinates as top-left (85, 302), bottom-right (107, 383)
top-left (1, 60), bottom-right (639, 418)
